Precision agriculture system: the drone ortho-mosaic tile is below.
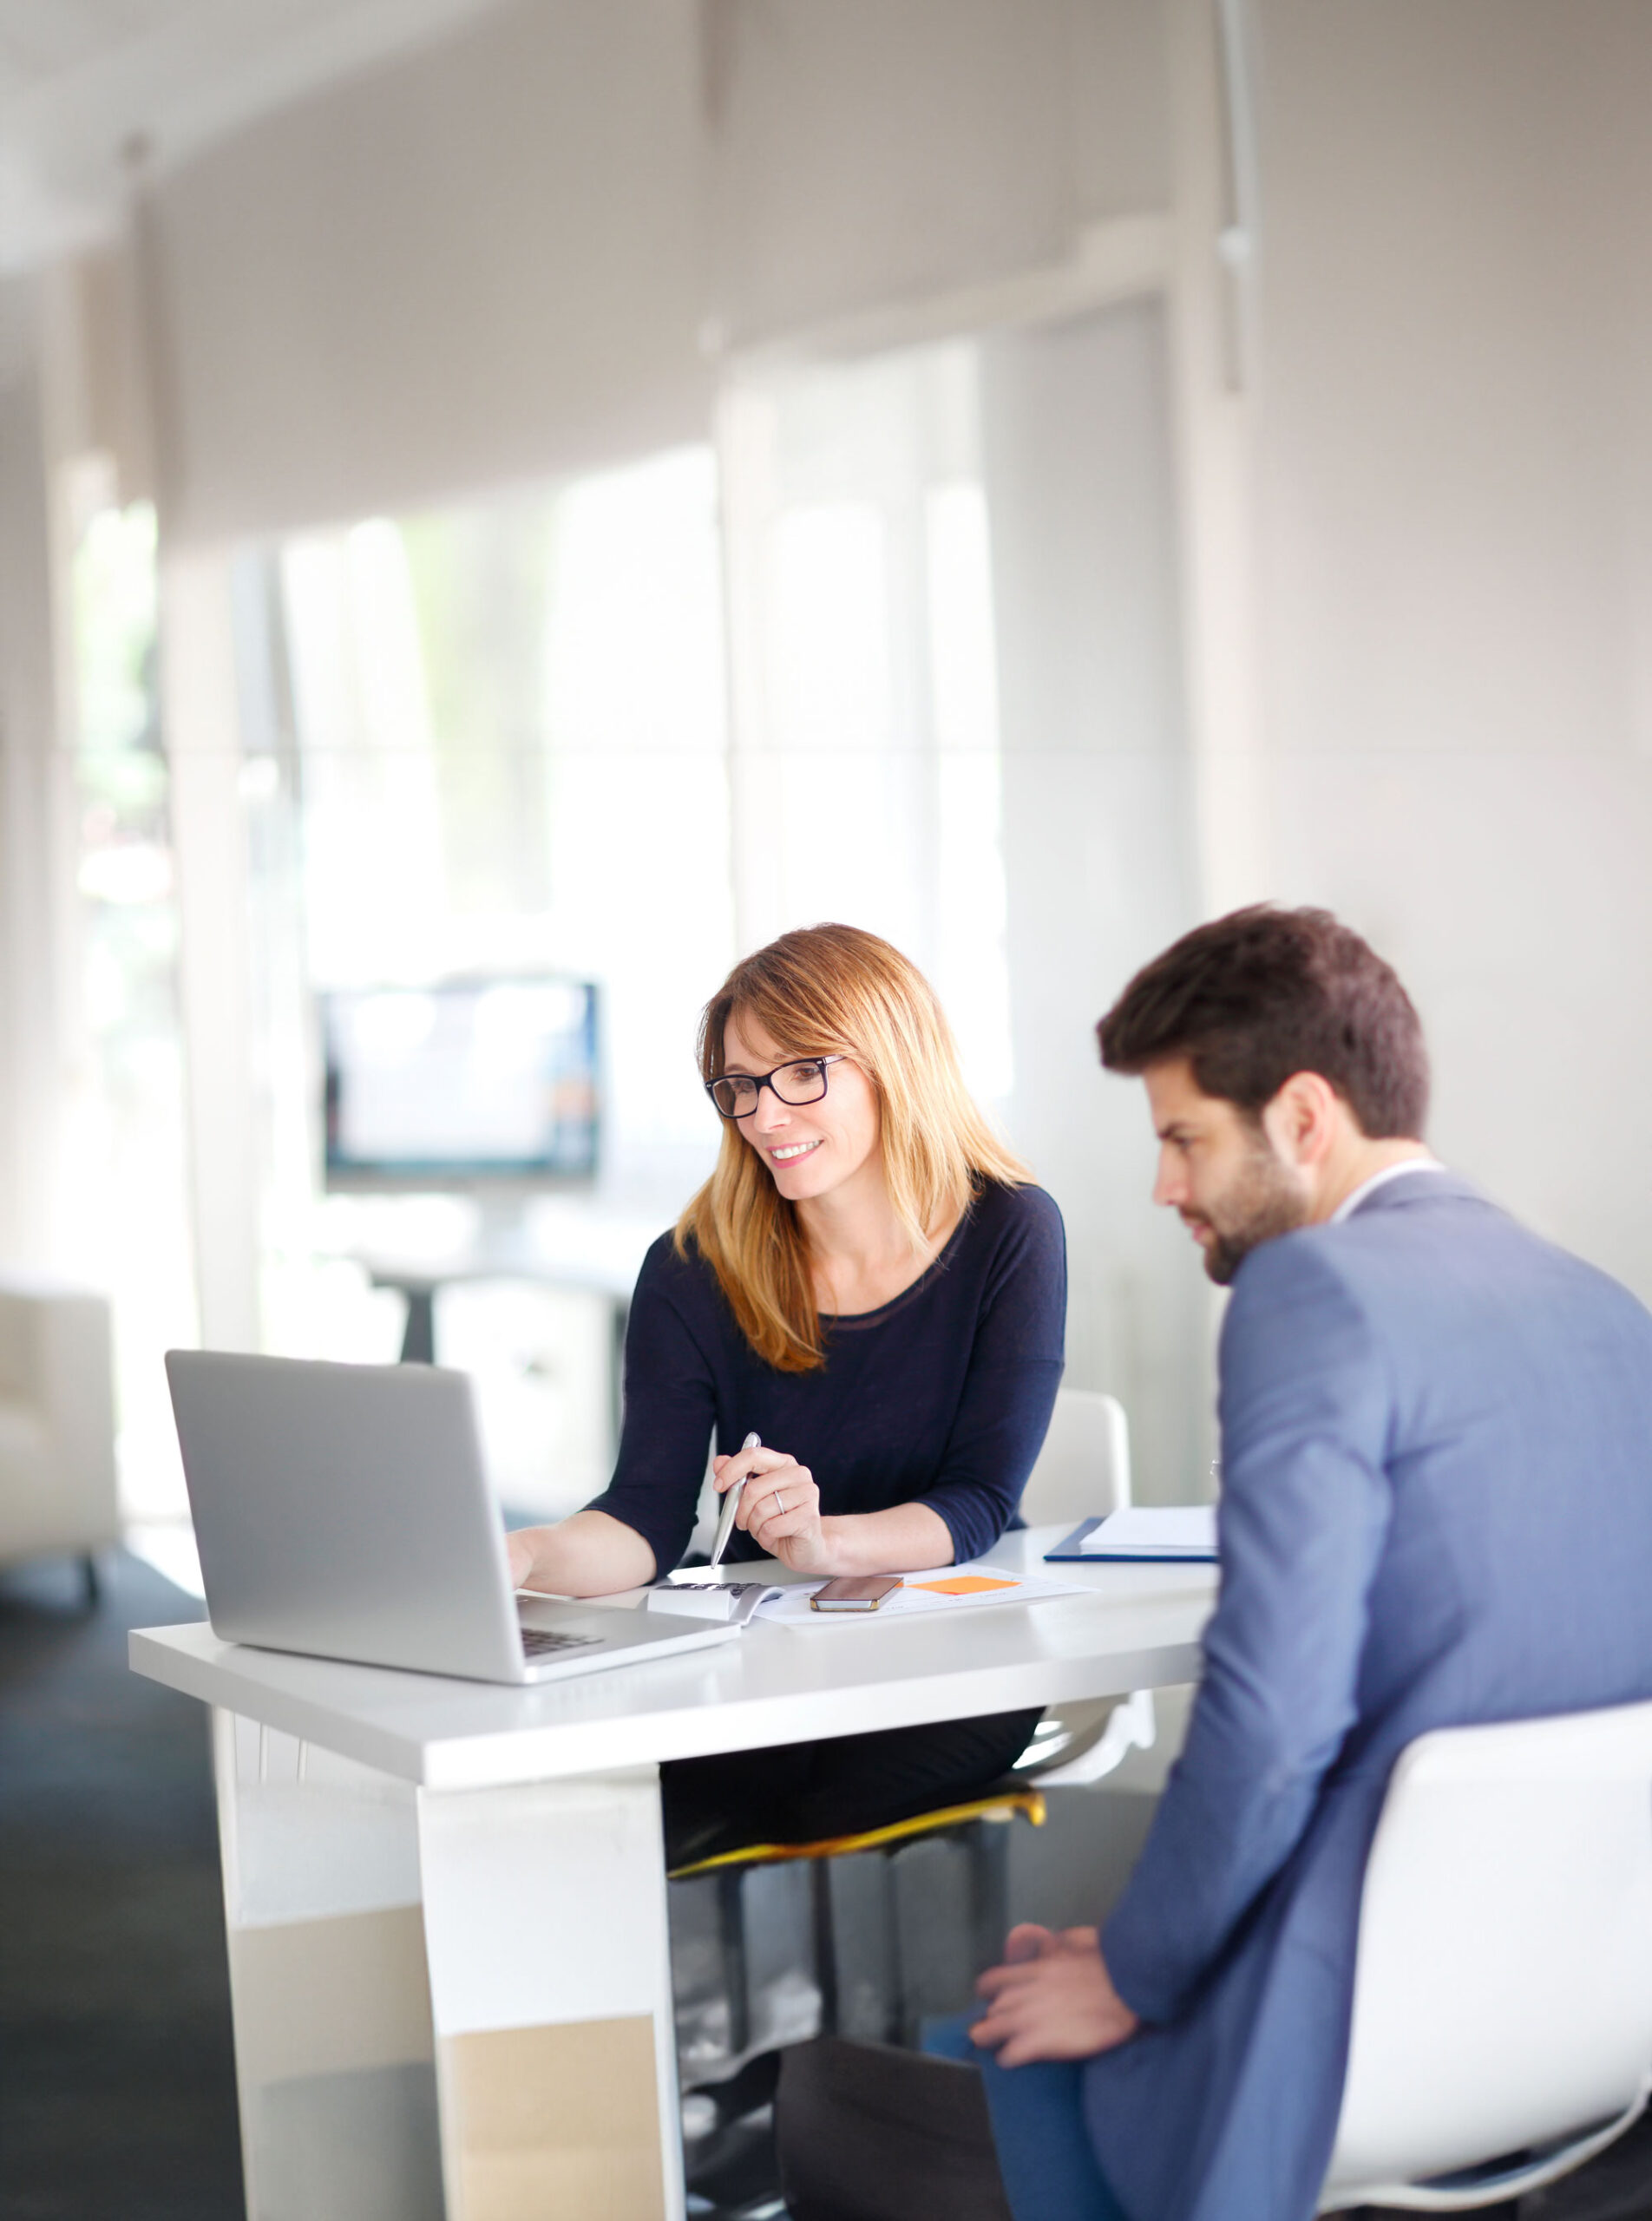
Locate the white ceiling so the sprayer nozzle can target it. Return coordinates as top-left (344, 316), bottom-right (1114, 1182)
top-left (0, 0), bottom-right (515, 273)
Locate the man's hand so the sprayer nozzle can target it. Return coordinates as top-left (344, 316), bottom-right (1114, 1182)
top-left (970, 1923), bottom-right (1140, 2067)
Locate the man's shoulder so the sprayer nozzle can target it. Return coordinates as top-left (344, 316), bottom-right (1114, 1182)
top-left (1236, 1172), bottom-right (1489, 1286)
top-left (1230, 1173), bottom-right (1649, 1346)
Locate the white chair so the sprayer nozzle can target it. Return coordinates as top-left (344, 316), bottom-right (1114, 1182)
top-left (1016, 1390), bottom-right (1157, 1787)
top-left (0, 1276), bottom-right (120, 1597)
top-left (1018, 1389), bottom-right (1133, 1530)
top-left (1321, 1700), bottom-right (1652, 2211)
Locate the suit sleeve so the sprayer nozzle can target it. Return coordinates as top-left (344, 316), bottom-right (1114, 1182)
top-left (1101, 1238), bottom-right (1393, 2023)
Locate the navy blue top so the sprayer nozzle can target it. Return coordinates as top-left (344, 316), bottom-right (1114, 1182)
top-left (586, 1180), bottom-right (1066, 1574)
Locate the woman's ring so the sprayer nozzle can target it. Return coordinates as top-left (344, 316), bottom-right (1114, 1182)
top-left (773, 1489), bottom-right (785, 1516)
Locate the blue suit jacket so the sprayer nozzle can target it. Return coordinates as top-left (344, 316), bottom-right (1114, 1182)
top-left (1084, 1170), bottom-right (1652, 2221)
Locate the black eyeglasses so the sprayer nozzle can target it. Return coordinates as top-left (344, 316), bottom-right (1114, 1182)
top-left (706, 1056), bottom-right (849, 1120)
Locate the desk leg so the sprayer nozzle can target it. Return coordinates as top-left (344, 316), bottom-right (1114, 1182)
top-left (401, 1287), bottom-right (437, 1365)
top-left (213, 1717), bottom-right (684, 2221)
top-left (416, 1765), bottom-right (684, 2221)
top-left (211, 1709), bottom-right (443, 2221)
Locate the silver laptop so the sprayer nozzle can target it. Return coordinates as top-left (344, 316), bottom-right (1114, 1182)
top-left (165, 1350), bottom-right (740, 1685)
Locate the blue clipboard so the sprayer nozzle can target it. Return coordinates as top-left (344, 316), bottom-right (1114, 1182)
top-left (1043, 1517), bottom-right (1106, 1561)
top-left (1043, 1517), bottom-right (1219, 1564)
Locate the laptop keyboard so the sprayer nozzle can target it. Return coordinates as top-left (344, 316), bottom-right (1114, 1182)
top-left (521, 1628), bottom-right (603, 1657)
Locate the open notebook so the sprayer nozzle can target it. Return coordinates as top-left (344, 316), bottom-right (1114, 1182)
top-left (644, 1580), bottom-right (779, 1626)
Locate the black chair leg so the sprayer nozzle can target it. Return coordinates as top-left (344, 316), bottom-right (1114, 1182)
top-left (714, 1864), bottom-right (751, 2058)
top-left (810, 1860), bottom-right (840, 2035)
top-left (887, 1827), bottom-right (1005, 2047)
top-left (81, 1552), bottom-right (102, 1609)
top-left (966, 1817), bottom-right (1011, 1975)
top-left (882, 1851), bottom-right (909, 2047)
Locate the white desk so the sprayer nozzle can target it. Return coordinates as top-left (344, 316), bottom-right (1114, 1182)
top-left (130, 1528), bottom-right (1214, 2221)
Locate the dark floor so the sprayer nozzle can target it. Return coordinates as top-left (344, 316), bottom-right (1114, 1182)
top-left (4, 1549), bottom-right (1652, 2221)
top-left (0, 1551), bottom-right (243, 2221)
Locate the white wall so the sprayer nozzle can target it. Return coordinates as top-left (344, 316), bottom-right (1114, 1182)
top-left (1234, 0), bottom-right (1652, 1299)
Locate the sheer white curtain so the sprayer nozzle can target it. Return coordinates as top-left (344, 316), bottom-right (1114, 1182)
top-left (718, 340), bottom-right (1014, 1111)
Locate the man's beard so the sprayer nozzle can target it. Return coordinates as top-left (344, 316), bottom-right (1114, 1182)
top-left (1191, 1145), bottom-right (1311, 1285)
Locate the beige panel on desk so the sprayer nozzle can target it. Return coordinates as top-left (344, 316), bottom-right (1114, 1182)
top-left (231, 1905), bottom-right (434, 2086)
top-left (446, 2016), bottom-right (664, 2221)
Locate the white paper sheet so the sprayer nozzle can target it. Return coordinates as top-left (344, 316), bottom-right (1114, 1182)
top-left (1077, 1505), bottom-right (1217, 1557)
top-left (754, 1564), bottom-right (1086, 1626)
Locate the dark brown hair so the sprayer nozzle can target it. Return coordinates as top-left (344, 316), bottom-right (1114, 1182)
top-left (1097, 906), bottom-right (1429, 1138)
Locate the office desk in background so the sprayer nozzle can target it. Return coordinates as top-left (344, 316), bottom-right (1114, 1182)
top-left (129, 1527), bottom-right (1215, 2221)
top-left (354, 1204), bottom-right (658, 1436)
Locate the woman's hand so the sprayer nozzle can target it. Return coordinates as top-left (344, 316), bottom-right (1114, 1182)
top-left (712, 1444), bottom-right (831, 1574)
top-left (709, 1456), bottom-right (957, 1578)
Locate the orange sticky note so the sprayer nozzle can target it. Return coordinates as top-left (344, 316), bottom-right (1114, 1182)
top-left (912, 1575), bottom-right (1020, 1597)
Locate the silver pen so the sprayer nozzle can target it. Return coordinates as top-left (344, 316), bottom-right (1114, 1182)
top-left (709, 1432), bottom-right (762, 1569)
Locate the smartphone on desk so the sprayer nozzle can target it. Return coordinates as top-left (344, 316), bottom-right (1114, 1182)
top-left (810, 1576), bottom-right (904, 1613)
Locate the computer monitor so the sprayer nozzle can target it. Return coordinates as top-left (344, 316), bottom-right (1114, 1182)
top-left (322, 977), bottom-right (600, 1189)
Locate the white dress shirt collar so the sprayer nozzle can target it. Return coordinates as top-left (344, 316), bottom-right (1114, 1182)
top-left (1330, 1156), bottom-right (1447, 1225)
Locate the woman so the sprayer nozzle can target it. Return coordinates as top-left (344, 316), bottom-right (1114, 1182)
top-left (508, 922), bottom-right (1065, 1864)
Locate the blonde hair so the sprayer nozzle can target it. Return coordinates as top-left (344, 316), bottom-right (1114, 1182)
top-left (675, 923), bottom-right (1029, 1372)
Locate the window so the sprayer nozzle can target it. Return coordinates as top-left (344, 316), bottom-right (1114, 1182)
top-left (236, 446), bottom-right (734, 1510)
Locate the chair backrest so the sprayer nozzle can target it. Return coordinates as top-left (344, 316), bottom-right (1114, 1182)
top-left (0, 1279), bottom-right (119, 1557)
top-left (1323, 1700), bottom-right (1652, 2205)
top-left (1018, 1390), bottom-right (1131, 1527)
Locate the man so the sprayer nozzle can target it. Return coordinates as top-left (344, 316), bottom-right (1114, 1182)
top-left (779, 905), bottom-right (1652, 2221)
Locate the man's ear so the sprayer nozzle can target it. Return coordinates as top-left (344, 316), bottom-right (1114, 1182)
top-left (1261, 1071), bottom-right (1342, 1169)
